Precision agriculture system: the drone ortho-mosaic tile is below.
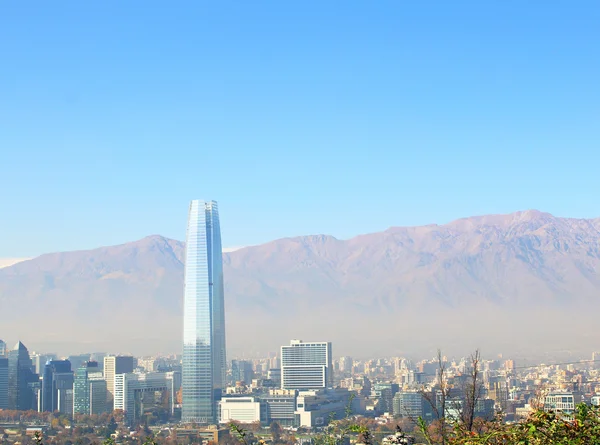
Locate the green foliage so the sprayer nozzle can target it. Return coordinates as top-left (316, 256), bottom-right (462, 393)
top-left (142, 435), bottom-right (158, 445)
top-left (33, 431), bottom-right (44, 445)
top-left (417, 403), bottom-right (600, 445)
top-left (349, 425), bottom-right (374, 445)
top-left (507, 403), bottom-right (600, 445)
top-left (312, 394), bottom-right (358, 445)
top-left (228, 422), bottom-right (267, 445)
top-left (229, 422), bottom-right (249, 445)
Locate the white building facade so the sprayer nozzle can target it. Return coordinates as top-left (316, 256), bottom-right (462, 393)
top-left (281, 340), bottom-right (333, 390)
top-left (543, 392), bottom-right (580, 417)
top-left (218, 397), bottom-right (262, 423)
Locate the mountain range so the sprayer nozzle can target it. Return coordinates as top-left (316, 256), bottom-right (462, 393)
top-left (1, 209), bottom-right (600, 359)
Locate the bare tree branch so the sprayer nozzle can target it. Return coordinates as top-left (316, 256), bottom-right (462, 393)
top-left (462, 349), bottom-right (481, 432)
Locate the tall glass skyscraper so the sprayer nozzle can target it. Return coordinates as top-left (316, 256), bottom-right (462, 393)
top-left (8, 341), bottom-right (38, 411)
top-left (0, 358), bottom-right (8, 409)
top-left (73, 361), bottom-right (106, 415)
top-left (182, 200), bottom-right (226, 424)
top-left (41, 360), bottom-right (73, 413)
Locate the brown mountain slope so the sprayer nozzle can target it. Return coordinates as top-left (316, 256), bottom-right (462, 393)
top-left (227, 210), bottom-right (600, 310)
top-left (0, 235), bottom-right (185, 354)
top-left (1, 210), bottom-right (600, 357)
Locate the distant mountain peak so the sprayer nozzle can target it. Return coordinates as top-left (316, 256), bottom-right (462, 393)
top-left (125, 234), bottom-right (178, 247)
top-left (516, 209), bottom-right (547, 218)
top-left (141, 234), bottom-right (170, 242)
top-left (509, 209), bottom-right (556, 223)
top-left (297, 234), bottom-right (339, 243)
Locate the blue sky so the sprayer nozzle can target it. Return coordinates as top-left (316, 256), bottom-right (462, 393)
top-left (1, 1), bottom-right (599, 257)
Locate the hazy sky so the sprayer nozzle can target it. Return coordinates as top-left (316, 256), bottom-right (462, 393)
top-left (1, 1), bottom-right (599, 257)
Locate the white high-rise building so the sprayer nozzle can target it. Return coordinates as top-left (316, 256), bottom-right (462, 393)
top-left (281, 340), bottom-right (333, 390)
top-left (104, 356), bottom-right (135, 408)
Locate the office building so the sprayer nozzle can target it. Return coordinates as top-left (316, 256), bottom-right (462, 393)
top-left (182, 200), bottom-right (227, 424)
top-left (262, 389), bottom-right (297, 427)
top-left (444, 397), bottom-right (463, 421)
top-left (0, 340), bottom-right (6, 357)
top-left (231, 360), bottom-right (254, 384)
top-left (73, 361), bottom-right (106, 415)
top-left (114, 371), bottom-right (180, 425)
top-left (267, 368), bottom-right (281, 388)
top-left (138, 358), bottom-right (158, 372)
top-left (89, 379), bottom-right (108, 414)
top-left (68, 354), bottom-right (91, 372)
top-left (270, 356), bottom-right (280, 370)
top-left (104, 356), bottom-right (135, 407)
top-left (0, 358), bottom-right (8, 409)
top-left (90, 353), bottom-right (107, 370)
top-left (174, 426), bottom-right (230, 444)
top-left (295, 388), bottom-right (351, 427)
top-left (543, 392), bottom-right (580, 417)
top-left (32, 354), bottom-right (57, 375)
top-left (338, 356), bottom-right (353, 373)
top-left (218, 389), bottom-right (348, 428)
top-left (504, 360), bottom-right (516, 373)
top-left (393, 391), bottom-right (427, 420)
top-left (218, 397), bottom-right (263, 424)
top-left (8, 341), bottom-right (39, 410)
top-left (41, 360), bottom-right (73, 413)
top-left (487, 379), bottom-right (509, 412)
top-left (281, 340), bottom-right (333, 390)
top-left (475, 399), bottom-right (495, 420)
top-left (373, 382), bottom-right (399, 414)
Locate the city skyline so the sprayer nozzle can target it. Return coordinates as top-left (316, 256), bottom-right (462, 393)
top-left (182, 200), bottom-right (227, 424)
top-left (2, 334), bottom-right (600, 440)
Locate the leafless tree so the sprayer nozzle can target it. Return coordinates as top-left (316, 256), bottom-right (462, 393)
top-left (418, 349), bottom-right (484, 444)
top-left (530, 384), bottom-right (549, 412)
top-left (461, 349), bottom-right (481, 432)
top-left (418, 350), bottom-right (450, 445)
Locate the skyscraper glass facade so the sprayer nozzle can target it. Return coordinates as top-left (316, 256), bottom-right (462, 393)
top-left (73, 361), bottom-right (105, 415)
top-left (41, 360), bottom-right (73, 413)
top-left (0, 358), bottom-right (8, 409)
top-left (231, 360), bottom-right (254, 385)
top-left (182, 200), bottom-right (226, 424)
top-left (8, 342), bottom-right (38, 411)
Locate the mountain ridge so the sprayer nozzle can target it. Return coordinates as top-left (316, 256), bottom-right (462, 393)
top-left (2, 209), bottom-right (600, 357)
